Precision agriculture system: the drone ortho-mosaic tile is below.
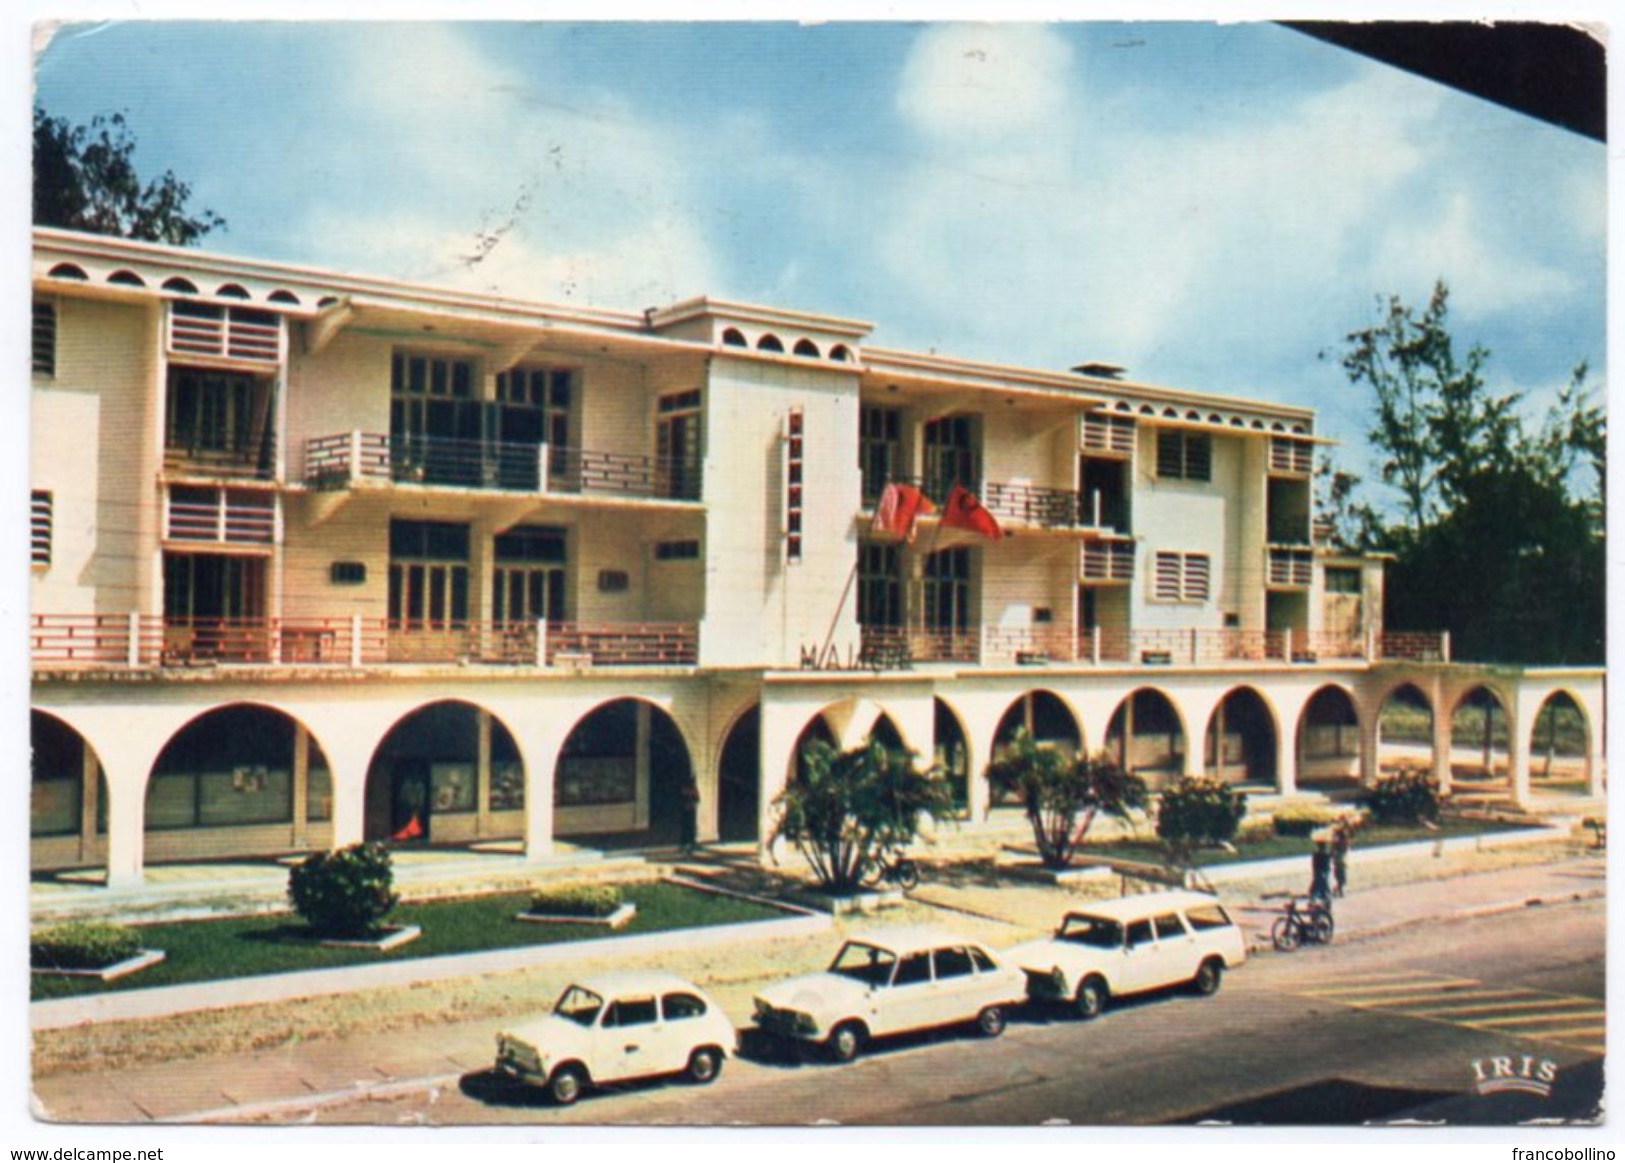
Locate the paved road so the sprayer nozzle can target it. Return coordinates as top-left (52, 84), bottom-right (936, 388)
top-left (240, 895), bottom-right (1604, 1127)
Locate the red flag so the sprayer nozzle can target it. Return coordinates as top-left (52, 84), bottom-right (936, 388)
top-left (872, 483), bottom-right (935, 542)
top-left (941, 485), bottom-right (1003, 540)
top-left (391, 814), bottom-right (423, 841)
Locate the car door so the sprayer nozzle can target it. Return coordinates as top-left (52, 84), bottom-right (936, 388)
top-left (930, 945), bottom-right (984, 1020)
top-left (597, 995), bottom-right (661, 1082)
top-left (878, 949), bottom-right (938, 1035)
top-left (1151, 911), bottom-right (1195, 987)
top-left (1118, 917), bottom-right (1161, 994)
top-left (658, 991), bottom-right (712, 1073)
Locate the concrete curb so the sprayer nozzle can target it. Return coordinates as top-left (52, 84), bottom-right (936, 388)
top-left (32, 901), bottom-right (830, 1031)
top-left (1197, 823), bottom-right (1562, 885)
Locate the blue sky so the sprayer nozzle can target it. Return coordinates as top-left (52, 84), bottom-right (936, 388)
top-left (25, 16), bottom-right (1608, 501)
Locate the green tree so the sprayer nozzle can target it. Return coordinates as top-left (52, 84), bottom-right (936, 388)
top-left (984, 728), bottom-right (1147, 871)
top-left (1330, 281), bottom-right (1604, 665)
top-left (768, 739), bottom-right (953, 894)
top-left (34, 106), bottom-right (225, 245)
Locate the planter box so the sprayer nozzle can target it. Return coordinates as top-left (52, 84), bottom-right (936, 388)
top-left (32, 949), bottom-right (166, 982)
top-left (786, 887), bottom-right (905, 916)
top-left (516, 902), bottom-right (637, 929)
top-left (319, 924), bottom-right (422, 951)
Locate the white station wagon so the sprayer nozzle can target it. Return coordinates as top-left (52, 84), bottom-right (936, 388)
top-left (495, 971), bottom-right (737, 1105)
top-left (1006, 890), bottom-right (1247, 1019)
top-left (752, 926), bottom-right (1028, 1062)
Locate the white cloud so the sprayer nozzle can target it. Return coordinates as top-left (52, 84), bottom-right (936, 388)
top-left (896, 24), bottom-right (1075, 140)
top-left (291, 27), bottom-right (722, 310)
top-left (1369, 191), bottom-right (1575, 317)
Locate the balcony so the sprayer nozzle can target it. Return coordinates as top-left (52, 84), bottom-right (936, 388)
top-left (164, 440), bottom-right (277, 482)
top-left (30, 615), bottom-right (699, 670)
top-left (303, 433), bottom-right (700, 501)
top-left (870, 477), bottom-right (1122, 534)
top-left (166, 486), bottom-right (276, 545)
top-left (857, 625), bottom-right (980, 667)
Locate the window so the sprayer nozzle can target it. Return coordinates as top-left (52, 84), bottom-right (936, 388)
top-left (1184, 904), bottom-right (1234, 931)
top-left (923, 415), bottom-right (978, 499)
top-left (968, 946), bottom-right (996, 973)
top-left (893, 951), bottom-right (933, 986)
top-left (783, 408), bottom-right (804, 561)
top-left (1153, 913), bottom-right (1186, 940)
top-left (860, 406), bottom-right (901, 504)
top-left (924, 547), bottom-right (973, 631)
top-left (389, 520), bottom-right (470, 626)
top-left (166, 367), bottom-right (276, 471)
top-left (1152, 552), bottom-right (1211, 603)
top-left (1325, 566), bottom-right (1361, 594)
top-left (495, 365), bottom-right (572, 486)
top-left (933, 947), bottom-right (975, 980)
top-left (857, 542), bottom-right (903, 628)
top-left (30, 490), bottom-right (52, 567)
top-left (658, 390), bottom-right (703, 501)
top-left (32, 301), bottom-right (55, 377)
top-left (655, 540), bottom-right (700, 561)
top-left (1126, 919), bottom-right (1156, 948)
top-left (1155, 429), bottom-right (1212, 482)
top-left (603, 998), bottom-right (658, 1028)
top-left (663, 993), bottom-right (709, 1021)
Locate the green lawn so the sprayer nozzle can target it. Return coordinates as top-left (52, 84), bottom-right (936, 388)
top-left (1076, 817), bottom-right (1540, 869)
top-left (31, 881), bottom-right (785, 1002)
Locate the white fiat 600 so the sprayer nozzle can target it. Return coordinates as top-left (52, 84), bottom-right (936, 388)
top-left (1006, 890), bottom-right (1248, 1019)
top-left (495, 971), bottom-right (737, 1105)
top-left (751, 926), bottom-right (1028, 1062)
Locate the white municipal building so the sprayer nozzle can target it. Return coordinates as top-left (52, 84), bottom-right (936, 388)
top-left (28, 227), bottom-right (1605, 887)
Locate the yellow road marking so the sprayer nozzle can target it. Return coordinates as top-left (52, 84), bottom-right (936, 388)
top-left (1404, 996), bottom-right (1592, 1018)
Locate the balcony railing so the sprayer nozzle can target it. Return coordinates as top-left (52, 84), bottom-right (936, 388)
top-left (1266, 546), bottom-right (1314, 588)
top-left (848, 623), bottom-right (1444, 669)
top-left (303, 433), bottom-right (701, 501)
top-left (31, 614), bottom-right (699, 669)
top-left (871, 476), bottom-right (1125, 533)
top-left (166, 488), bottom-right (276, 545)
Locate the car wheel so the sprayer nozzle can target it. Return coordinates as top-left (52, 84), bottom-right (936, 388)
top-left (1271, 916), bottom-right (1300, 952)
top-left (976, 1006), bottom-right (1006, 1038)
top-left (1193, 958), bottom-right (1223, 996)
top-left (686, 1047), bottom-right (723, 1085)
top-left (549, 1064), bottom-right (586, 1106)
top-left (1075, 976), bottom-right (1107, 1021)
top-left (827, 1021), bottom-right (865, 1063)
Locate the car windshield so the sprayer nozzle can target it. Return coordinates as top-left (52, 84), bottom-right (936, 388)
top-left (1058, 915), bottom-right (1124, 949)
top-left (828, 941), bottom-right (897, 987)
top-left (554, 984), bottom-right (606, 1027)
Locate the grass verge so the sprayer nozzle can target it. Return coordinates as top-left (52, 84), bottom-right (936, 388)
top-left (31, 880), bottom-right (783, 1002)
top-left (1074, 817), bottom-right (1541, 868)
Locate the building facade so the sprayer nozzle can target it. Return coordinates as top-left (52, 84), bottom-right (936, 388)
top-left (29, 228), bottom-right (1604, 887)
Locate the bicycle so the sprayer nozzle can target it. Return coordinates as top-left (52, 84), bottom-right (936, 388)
top-left (1270, 895), bottom-right (1334, 951)
top-left (858, 850), bottom-right (920, 891)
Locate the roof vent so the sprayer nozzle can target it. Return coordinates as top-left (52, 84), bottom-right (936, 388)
top-left (1071, 362), bottom-right (1125, 380)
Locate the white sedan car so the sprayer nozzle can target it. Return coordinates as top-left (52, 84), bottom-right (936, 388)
top-left (752, 925), bottom-right (1028, 1062)
top-left (495, 970), bottom-right (737, 1105)
top-left (1006, 889), bottom-right (1248, 1019)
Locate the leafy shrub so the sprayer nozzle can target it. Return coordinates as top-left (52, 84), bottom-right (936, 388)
top-left (1156, 775), bottom-right (1248, 848)
top-left (985, 731), bottom-right (1148, 870)
top-left (1359, 771), bottom-right (1442, 825)
top-left (528, 883), bottom-right (624, 918)
top-left (31, 921), bottom-right (142, 970)
top-left (287, 842), bottom-right (399, 939)
top-left (1271, 806), bottom-right (1341, 838)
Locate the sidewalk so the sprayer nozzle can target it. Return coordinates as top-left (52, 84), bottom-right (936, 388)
top-left (31, 850), bottom-right (1606, 1125)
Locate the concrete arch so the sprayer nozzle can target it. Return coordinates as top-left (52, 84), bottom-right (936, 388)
top-left (1447, 683), bottom-right (1513, 786)
top-left (717, 703), bottom-right (761, 844)
top-left (993, 688), bottom-right (1085, 754)
top-left (932, 696), bottom-right (974, 812)
top-left (144, 701), bottom-right (337, 867)
top-left (364, 698), bottom-right (525, 848)
top-left (1104, 686), bottom-right (1189, 792)
top-left (1526, 689), bottom-right (1592, 794)
top-left (31, 709), bottom-right (109, 872)
top-left (1203, 685), bottom-right (1280, 787)
top-left (1296, 683), bottom-right (1363, 790)
top-left (554, 696), bottom-right (697, 850)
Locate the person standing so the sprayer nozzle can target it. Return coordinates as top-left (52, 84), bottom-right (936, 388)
top-left (1309, 838), bottom-right (1333, 906)
top-left (678, 774), bottom-right (700, 854)
top-left (1331, 820), bottom-right (1352, 897)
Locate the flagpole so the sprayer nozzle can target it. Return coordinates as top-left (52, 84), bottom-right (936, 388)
top-left (817, 557), bottom-right (860, 664)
